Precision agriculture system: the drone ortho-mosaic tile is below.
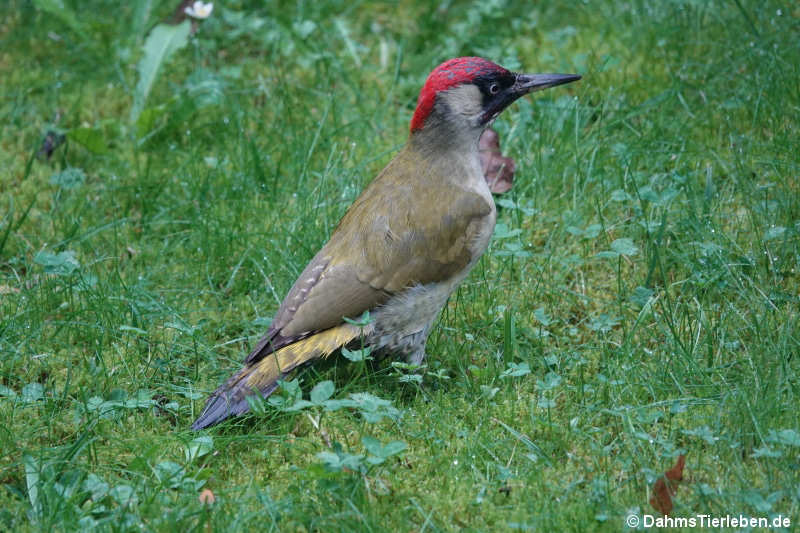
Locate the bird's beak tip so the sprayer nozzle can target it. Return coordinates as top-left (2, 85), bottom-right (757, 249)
top-left (515, 73), bottom-right (582, 94)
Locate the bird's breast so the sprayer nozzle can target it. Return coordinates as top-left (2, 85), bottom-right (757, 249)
top-left (369, 201), bottom-right (495, 358)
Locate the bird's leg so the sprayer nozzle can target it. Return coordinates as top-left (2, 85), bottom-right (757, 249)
top-left (406, 348), bottom-right (427, 366)
top-left (402, 324), bottom-right (433, 366)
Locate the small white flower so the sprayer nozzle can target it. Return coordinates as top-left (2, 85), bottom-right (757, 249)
top-left (185, 1), bottom-right (213, 19)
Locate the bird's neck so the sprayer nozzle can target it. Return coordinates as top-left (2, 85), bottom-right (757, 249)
top-left (408, 113), bottom-right (484, 160)
top-left (404, 120), bottom-right (488, 194)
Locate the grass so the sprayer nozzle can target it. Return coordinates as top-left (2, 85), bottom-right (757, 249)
top-left (1, 0), bottom-right (798, 530)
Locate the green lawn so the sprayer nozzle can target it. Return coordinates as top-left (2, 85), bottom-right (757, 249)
top-left (1, 1), bottom-right (798, 531)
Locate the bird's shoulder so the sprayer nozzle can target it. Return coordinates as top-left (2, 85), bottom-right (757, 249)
top-left (339, 145), bottom-right (494, 238)
top-left (332, 147), bottom-right (495, 291)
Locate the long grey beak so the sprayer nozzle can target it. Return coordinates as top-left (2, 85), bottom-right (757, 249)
top-left (513, 73), bottom-right (582, 94)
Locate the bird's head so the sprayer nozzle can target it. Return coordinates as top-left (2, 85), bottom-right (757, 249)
top-left (410, 57), bottom-right (580, 143)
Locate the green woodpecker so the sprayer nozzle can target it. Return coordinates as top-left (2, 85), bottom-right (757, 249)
top-left (192, 57), bottom-right (580, 429)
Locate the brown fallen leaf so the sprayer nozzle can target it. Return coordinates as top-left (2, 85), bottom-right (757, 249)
top-left (650, 454), bottom-right (686, 515)
top-left (199, 488), bottom-right (216, 505)
top-left (479, 127), bottom-right (515, 194)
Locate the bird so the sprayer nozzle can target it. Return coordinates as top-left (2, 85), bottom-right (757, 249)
top-left (192, 57), bottom-right (580, 430)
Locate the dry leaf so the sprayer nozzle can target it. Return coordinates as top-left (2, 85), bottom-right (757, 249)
top-left (479, 127), bottom-right (515, 194)
top-left (650, 454), bottom-right (686, 515)
top-left (199, 488), bottom-right (215, 505)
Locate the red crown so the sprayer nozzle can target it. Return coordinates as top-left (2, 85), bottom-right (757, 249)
top-left (410, 57), bottom-right (509, 132)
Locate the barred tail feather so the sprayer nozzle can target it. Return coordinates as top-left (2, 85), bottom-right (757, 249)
top-left (191, 323), bottom-right (366, 430)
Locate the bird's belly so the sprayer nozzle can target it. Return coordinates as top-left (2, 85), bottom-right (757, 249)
top-left (369, 280), bottom-right (458, 359)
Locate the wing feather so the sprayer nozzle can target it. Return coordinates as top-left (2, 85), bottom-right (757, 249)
top-left (244, 149), bottom-right (493, 366)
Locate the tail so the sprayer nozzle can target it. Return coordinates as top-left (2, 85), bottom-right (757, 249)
top-left (191, 323), bottom-right (365, 430)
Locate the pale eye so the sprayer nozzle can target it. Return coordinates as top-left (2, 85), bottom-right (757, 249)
top-left (489, 83), bottom-right (500, 95)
